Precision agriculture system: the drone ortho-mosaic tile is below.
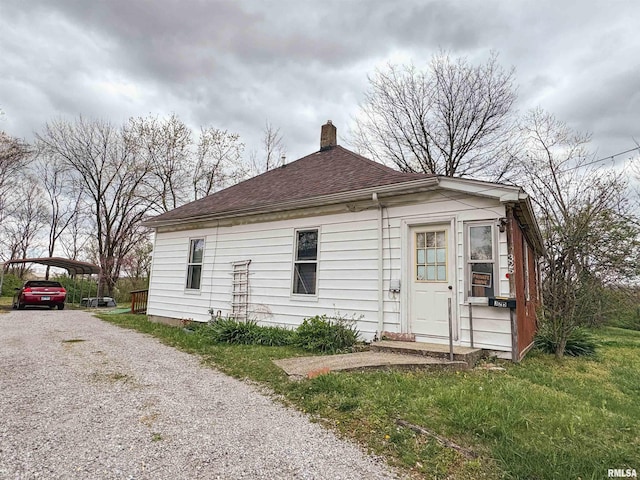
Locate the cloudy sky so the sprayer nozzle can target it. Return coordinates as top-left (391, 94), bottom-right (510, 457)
top-left (1, 0), bottom-right (638, 165)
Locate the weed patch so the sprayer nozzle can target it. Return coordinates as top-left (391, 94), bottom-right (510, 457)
top-left (91, 371), bottom-right (135, 384)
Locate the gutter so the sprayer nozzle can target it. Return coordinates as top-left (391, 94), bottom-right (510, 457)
top-left (143, 177), bottom-right (440, 228)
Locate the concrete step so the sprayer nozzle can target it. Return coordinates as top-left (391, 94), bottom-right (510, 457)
top-left (370, 340), bottom-right (485, 368)
top-left (274, 351), bottom-right (468, 380)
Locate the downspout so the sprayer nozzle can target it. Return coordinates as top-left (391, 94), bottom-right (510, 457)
top-left (373, 193), bottom-right (384, 338)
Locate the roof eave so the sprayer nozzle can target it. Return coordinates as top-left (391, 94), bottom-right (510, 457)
top-left (511, 194), bottom-right (545, 255)
top-left (143, 177), bottom-right (440, 228)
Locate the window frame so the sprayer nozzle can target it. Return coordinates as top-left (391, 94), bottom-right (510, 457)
top-left (291, 227), bottom-right (320, 298)
top-left (185, 237), bottom-right (205, 292)
top-left (465, 222), bottom-right (497, 301)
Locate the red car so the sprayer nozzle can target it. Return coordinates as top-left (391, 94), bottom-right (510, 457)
top-left (12, 280), bottom-right (67, 310)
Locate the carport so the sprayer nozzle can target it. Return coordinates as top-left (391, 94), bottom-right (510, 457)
top-left (0, 257), bottom-right (102, 305)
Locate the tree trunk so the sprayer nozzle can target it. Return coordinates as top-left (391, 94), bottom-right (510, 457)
top-left (554, 334), bottom-right (567, 360)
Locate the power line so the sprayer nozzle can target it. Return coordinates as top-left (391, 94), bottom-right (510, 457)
top-left (560, 145), bottom-right (640, 173)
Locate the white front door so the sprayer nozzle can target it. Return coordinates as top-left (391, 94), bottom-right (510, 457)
top-left (410, 224), bottom-right (454, 339)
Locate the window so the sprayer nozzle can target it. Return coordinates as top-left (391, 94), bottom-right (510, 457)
top-left (467, 224), bottom-right (495, 298)
top-left (186, 238), bottom-right (204, 290)
top-left (415, 230), bottom-right (447, 282)
top-left (293, 229), bottom-right (318, 295)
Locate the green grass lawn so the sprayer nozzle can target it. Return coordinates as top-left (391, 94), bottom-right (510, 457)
top-left (0, 296), bottom-right (13, 312)
top-left (96, 313), bottom-right (639, 480)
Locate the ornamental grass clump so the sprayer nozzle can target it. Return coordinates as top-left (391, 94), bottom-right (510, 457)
top-left (205, 318), bottom-right (295, 346)
top-left (295, 314), bottom-right (360, 354)
top-left (534, 325), bottom-right (597, 357)
top-left (202, 314), bottom-right (360, 353)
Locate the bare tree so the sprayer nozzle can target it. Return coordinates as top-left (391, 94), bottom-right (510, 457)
top-left (0, 131), bottom-right (31, 224)
top-left (33, 154), bottom-right (83, 278)
top-left (250, 120), bottom-right (286, 173)
top-left (59, 205), bottom-right (90, 261)
top-left (129, 114), bottom-right (193, 213)
top-left (193, 128), bottom-right (245, 200)
top-left (519, 108), bottom-right (640, 358)
top-left (2, 175), bottom-right (48, 276)
top-left (121, 240), bottom-right (153, 281)
top-left (36, 117), bottom-right (152, 296)
top-left (352, 51), bottom-right (518, 179)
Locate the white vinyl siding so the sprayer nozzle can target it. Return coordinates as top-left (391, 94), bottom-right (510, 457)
top-left (147, 189), bottom-right (514, 353)
top-left (147, 210), bottom-right (380, 337)
top-left (379, 191), bottom-right (512, 352)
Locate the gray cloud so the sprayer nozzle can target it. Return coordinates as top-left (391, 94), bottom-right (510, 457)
top-left (1, 0), bottom-right (638, 163)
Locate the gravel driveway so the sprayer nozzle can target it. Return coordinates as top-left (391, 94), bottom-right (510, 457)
top-left (0, 310), bottom-right (400, 479)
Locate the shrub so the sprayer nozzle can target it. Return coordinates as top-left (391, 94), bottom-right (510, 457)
top-left (295, 314), bottom-right (360, 353)
top-left (253, 325), bottom-right (297, 346)
top-left (204, 318), bottom-right (295, 346)
top-left (200, 314), bottom-right (360, 353)
top-left (534, 326), bottom-right (597, 357)
top-left (1, 273), bottom-right (22, 296)
top-left (205, 318), bottom-right (261, 344)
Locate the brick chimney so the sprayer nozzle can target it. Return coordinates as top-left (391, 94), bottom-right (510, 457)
top-left (320, 120), bottom-right (337, 150)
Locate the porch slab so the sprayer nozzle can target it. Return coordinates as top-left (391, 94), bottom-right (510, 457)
top-left (370, 340), bottom-right (485, 366)
top-left (273, 351), bottom-right (468, 380)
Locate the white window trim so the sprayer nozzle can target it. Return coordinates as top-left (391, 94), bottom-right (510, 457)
top-left (465, 221), bottom-right (497, 303)
top-left (290, 227), bottom-right (320, 300)
top-left (185, 237), bottom-right (205, 293)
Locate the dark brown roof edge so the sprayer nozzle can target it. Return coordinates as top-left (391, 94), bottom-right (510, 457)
top-left (144, 177), bottom-right (441, 228)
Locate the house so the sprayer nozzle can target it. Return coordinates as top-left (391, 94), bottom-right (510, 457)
top-left (144, 121), bottom-right (543, 361)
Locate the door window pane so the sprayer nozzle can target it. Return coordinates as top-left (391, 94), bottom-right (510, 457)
top-left (426, 265), bottom-right (436, 280)
top-left (426, 232), bottom-right (435, 248)
top-left (416, 230), bottom-right (447, 282)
